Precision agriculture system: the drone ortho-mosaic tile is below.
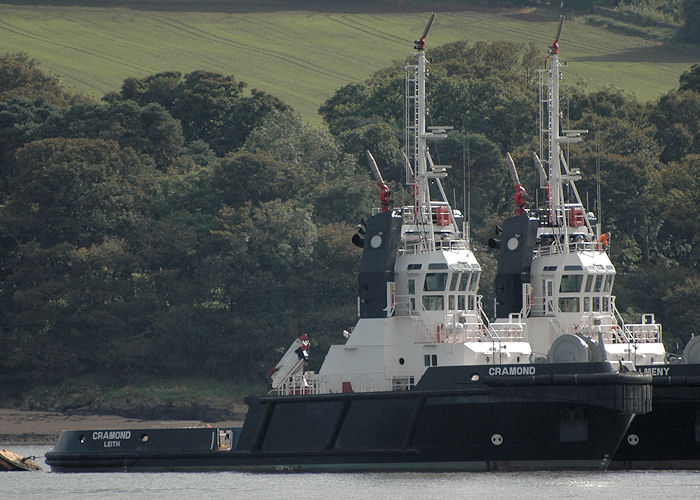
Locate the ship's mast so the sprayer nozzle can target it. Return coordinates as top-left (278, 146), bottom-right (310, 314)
top-left (540, 16), bottom-right (589, 246)
top-left (415, 35), bottom-right (430, 245)
top-left (405, 13), bottom-right (453, 252)
top-left (547, 17), bottom-right (564, 228)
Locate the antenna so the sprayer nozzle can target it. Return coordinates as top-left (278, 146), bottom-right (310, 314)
top-left (532, 152), bottom-right (547, 188)
top-left (366, 150), bottom-right (392, 213)
top-left (596, 142), bottom-right (602, 240)
top-left (366, 150), bottom-right (386, 185)
top-left (401, 149), bottom-right (414, 180)
top-left (507, 153), bottom-right (528, 215)
top-left (505, 152), bottom-right (521, 186)
top-left (467, 137), bottom-right (471, 246)
top-left (550, 15), bottom-right (564, 55)
top-left (462, 142), bottom-right (467, 242)
top-left (414, 12), bottom-right (435, 50)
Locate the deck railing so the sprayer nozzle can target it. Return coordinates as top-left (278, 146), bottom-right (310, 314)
top-left (275, 374), bottom-right (321, 396)
top-left (611, 299), bottom-right (662, 343)
top-left (534, 240), bottom-right (601, 257)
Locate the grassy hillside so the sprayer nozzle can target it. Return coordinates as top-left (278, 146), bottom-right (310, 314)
top-left (0, 3), bottom-right (698, 124)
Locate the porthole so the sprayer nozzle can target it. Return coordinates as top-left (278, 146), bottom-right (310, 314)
top-left (399, 357), bottom-right (405, 365)
top-left (370, 235), bottom-right (383, 248)
top-left (470, 373), bottom-right (480, 382)
top-left (491, 433), bottom-right (504, 446)
top-left (79, 435), bottom-right (86, 443)
top-left (141, 434), bottom-right (149, 442)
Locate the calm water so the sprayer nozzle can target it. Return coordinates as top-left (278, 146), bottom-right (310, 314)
top-left (2, 445), bottom-right (698, 499)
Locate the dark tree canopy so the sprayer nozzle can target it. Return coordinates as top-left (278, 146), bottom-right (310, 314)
top-left (111, 70), bottom-right (290, 155)
top-left (679, 64), bottom-right (700, 93)
top-left (0, 53), bottom-right (74, 106)
top-left (4, 137), bottom-right (156, 247)
top-left (680, 0), bottom-right (700, 42)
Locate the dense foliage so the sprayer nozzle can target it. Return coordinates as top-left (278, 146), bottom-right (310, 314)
top-left (0, 54), bottom-right (374, 392)
top-left (0, 42), bottom-right (697, 397)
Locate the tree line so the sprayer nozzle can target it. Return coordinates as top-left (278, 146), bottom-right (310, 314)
top-left (0, 44), bottom-right (697, 394)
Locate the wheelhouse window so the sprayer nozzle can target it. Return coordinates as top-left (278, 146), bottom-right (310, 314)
top-left (559, 297), bottom-right (580, 313)
top-left (584, 275), bottom-right (593, 293)
top-left (603, 275), bottom-right (614, 293)
top-left (593, 275), bottom-right (603, 293)
top-left (448, 295), bottom-right (456, 310)
top-left (424, 273), bottom-right (448, 292)
top-left (468, 272), bottom-right (480, 291)
top-left (458, 272), bottom-right (470, 291)
top-left (428, 263), bottom-right (449, 270)
top-left (408, 279), bottom-right (415, 295)
top-left (449, 273), bottom-right (459, 291)
top-left (458, 295), bottom-right (466, 310)
top-left (422, 295), bottom-right (444, 310)
top-left (559, 274), bottom-right (583, 293)
top-left (583, 297), bottom-right (591, 312)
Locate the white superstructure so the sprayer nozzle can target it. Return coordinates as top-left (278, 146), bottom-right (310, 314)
top-left (273, 15), bottom-right (531, 396)
top-left (491, 17), bottom-right (665, 366)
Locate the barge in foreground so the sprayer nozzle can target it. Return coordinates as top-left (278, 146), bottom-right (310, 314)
top-left (45, 15), bottom-right (652, 473)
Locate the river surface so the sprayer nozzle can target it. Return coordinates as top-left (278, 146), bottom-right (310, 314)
top-left (2, 445), bottom-right (699, 499)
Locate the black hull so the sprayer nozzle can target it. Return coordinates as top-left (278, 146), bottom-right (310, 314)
top-left (46, 363), bottom-right (651, 472)
top-left (611, 364), bottom-right (700, 470)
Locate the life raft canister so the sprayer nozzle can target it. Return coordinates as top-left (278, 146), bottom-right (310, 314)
top-left (436, 206), bottom-right (451, 226)
top-left (568, 207), bottom-right (586, 227)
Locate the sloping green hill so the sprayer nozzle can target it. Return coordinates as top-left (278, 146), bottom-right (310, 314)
top-left (1, 3), bottom-right (697, 123)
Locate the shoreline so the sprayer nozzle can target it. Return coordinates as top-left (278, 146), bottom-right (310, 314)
top-left (0, 408), bottom-right (244, 446)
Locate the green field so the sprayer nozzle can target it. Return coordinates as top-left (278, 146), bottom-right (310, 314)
top-left (1, 3), bottom-right (698, 124)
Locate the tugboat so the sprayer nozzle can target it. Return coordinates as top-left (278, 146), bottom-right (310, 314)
top-left (45, 15), bottom-right (651, 473)
top-left (611, 343), bottom-right (700, 470)
top-left (489, 16), bottom-right (665, 371)
top-left (489, 17), bottom-right (700, 470)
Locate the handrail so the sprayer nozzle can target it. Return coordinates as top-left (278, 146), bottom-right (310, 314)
top-left (569, 298), bottom-right (662, 344)
top-left (398, 239), bottom-right (469, 255)
top-left (534, 240), bottom-right (601, 257)
top-left (275, 374), bottom-right (321, 396)
top-left (476, 296), bottom-right (502, 354)
top-left (611, 299), bottom-right (662, 343)
top-left (392, 294), bottom-right (417, 317)
top-left (611, 297), bottom-right (635, 342)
